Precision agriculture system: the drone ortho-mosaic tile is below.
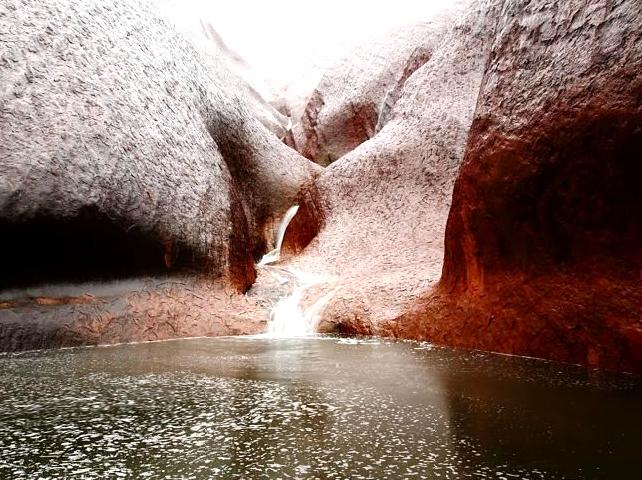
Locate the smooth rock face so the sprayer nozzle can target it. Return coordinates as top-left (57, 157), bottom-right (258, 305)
top-left (286, 10), bottom-right (468, 166)
top-left (0, 0), bottom-right (318, 349)
top-left (284, 0), bottom-right (642, 372)
top-left (282, 0), bottom-right (500, 332)
top-left (199, 20), bottom-right (291, 140)
top-left (415, 0), bottom-right (642, 372)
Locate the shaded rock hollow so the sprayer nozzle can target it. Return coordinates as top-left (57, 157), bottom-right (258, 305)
top-left (0, 0), bottom-right (318, 349)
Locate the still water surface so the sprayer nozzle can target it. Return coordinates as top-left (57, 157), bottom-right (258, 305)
top-left (0, 336), bottom-right (641, 479)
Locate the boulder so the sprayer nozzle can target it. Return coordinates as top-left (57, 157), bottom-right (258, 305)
top-left (0, 0), bottom-right (318, 288)
top-left (283, 0), bottom-right (642, 373)
top-left (401, 0), bottom-right (642, 372)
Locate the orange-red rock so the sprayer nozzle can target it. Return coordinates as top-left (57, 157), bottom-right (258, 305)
top-left (430, 0), bottom-right (642, 372)
top-left (284, 0), bottom-right (642, 373)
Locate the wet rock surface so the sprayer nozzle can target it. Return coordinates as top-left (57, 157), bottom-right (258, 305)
top-left (0, 0), bottom-right (317, 349)
top-left (0, 277), bottom-right (267, 351)
top-left (0, 0), bottom-right (318, 290)
top-left (282, 0), bottom-right (501, 338)
top-left (283, 0), bottom-right (642, 372)
top-left (421, 0), bottom-right (642, 372)
top-left (1, 0), bottom-right (641, 371)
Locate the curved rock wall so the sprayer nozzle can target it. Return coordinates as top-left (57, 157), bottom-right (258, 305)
top-left (283, 0), bottom-right (642, 372)
top-left (427, 0), bottom-right (642, 372)
top-left (0, 0), bottom-right (319, 349)
top-left (0, 0), bottom-right (319, 291)
top-left (282, 0), bottom-right (502, 331)
top-left (442, 0), bottom-right (642, 290)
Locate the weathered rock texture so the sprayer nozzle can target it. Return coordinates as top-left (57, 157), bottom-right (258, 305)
top-left (287, 6), bottom-right (469, 166)
top-left (0, 278), bottom-right (267, 351)
top-left (0, 0), bottom-right (318, 349)
top-left (400, 0), bottom-right (642, 373)
top-left (282, 0), bottom-right (499, 331)
top-left (0, 0), bottom-right (318, 286)
top-left (283, 0), bottom-right (642, 372)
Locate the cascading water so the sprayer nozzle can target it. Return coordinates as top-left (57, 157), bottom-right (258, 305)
top-left (266, 270), bottom-right (337, 337)
top-left (258, 205), bottom-right (299, 266)
top-left (257, 205), bottom-right (336, 337)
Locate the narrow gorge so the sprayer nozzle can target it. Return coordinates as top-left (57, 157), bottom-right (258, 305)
top-left (1, 0), bottom-right (641, 477)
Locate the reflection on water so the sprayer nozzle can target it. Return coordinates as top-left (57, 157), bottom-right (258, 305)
top-left (0, 337), bottom-right (640, 479)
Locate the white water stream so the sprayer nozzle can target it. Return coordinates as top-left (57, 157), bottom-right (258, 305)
top-left (258, 205), bottom-right (299, 266)
top-left (257, 205), bottom-right (336, 337)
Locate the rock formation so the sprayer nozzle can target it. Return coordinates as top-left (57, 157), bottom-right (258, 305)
top-left (283, 0), bottom-right (642, 372)
top-left (199, 20), bottom-right (291, 140)
top-left (401, 0), bottom-right (642, 373)
top-left (1, 0), bottom-right (641, 373)
top-left (282, 0), bottom-right (499, 332)
top-left (0, 278), bottom-right (267, 351)
top-left (286, 5), bottom-right (469, 166)
top-left (0, 0), bottom-right (318, 348)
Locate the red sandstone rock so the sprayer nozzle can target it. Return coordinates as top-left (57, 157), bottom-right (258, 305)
top-left (3, 0), bottom-right (641, 371)
top-left (420, 0), bottom-right (642, 372)
top-left (284, 0), bottom-right (642, 373)
top-left (287, 6), bottom-right (470, 166)
top-left (282, 0), bottom-right (500, 332)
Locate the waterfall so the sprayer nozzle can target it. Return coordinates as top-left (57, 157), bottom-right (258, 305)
top-left (259, 205), bottom-right (299, 266)
top-left (266, 269), bottom-right (337, 337)
top-left (257, 205), bottom-right (336, 337)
